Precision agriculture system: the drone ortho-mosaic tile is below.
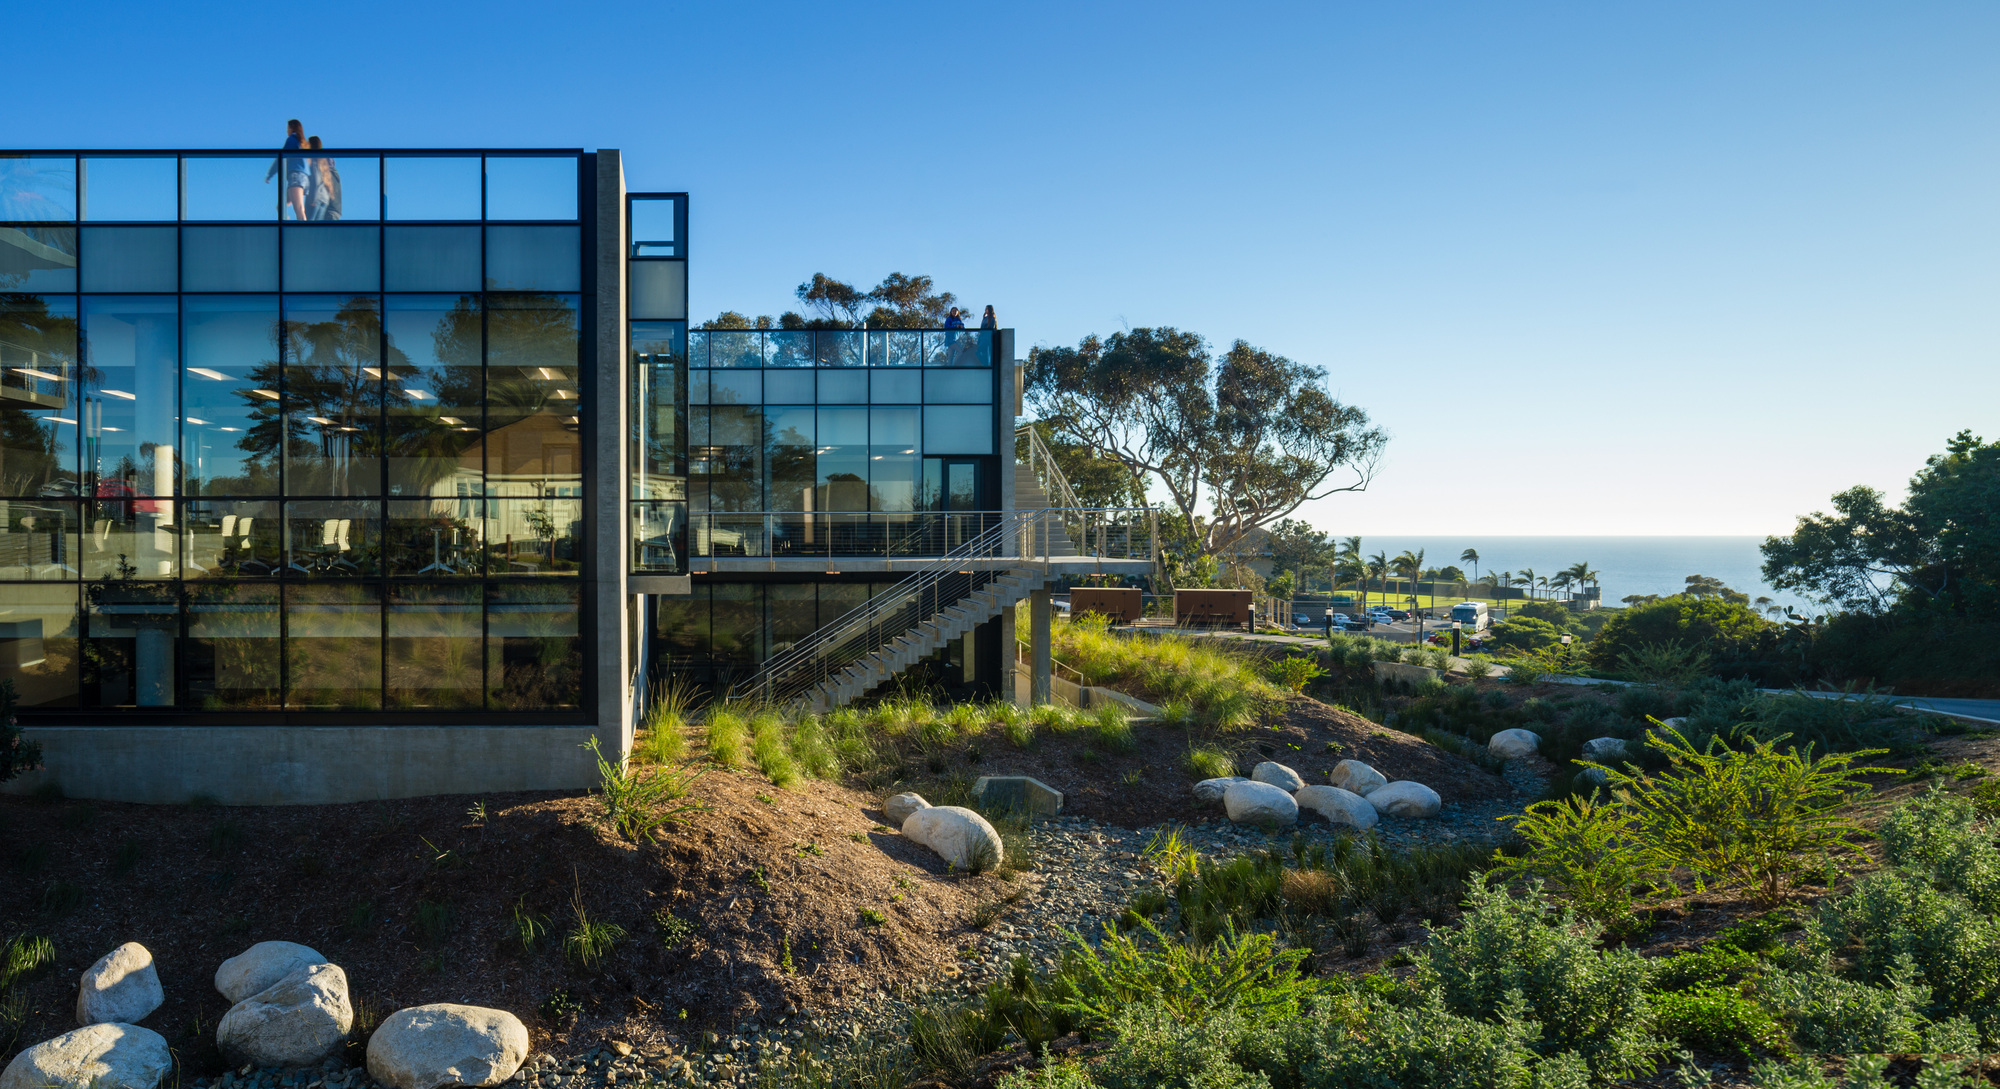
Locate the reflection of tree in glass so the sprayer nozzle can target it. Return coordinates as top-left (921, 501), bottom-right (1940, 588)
top-left (488, 583), bottom-right (580, 710)
top-left (482, 294), bottom-right (580, 439)
top-left (0, 296), bottom-right (80, 495)
top-left (282, 297), bottom-right (382, 495)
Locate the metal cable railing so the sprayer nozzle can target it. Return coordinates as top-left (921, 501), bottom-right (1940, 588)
top-left (728, 506), bottom-right (1153, 707)
top-left (1016, 424), bottom-right (1085, 512)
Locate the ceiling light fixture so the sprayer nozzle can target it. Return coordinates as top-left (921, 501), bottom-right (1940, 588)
top-left (251, 389), bottom-right (279, 400)
top-left (187, 367), bottom-right (228, 380)
top-left (13, 367), bottom-right (61, 381)
top-left (99, 389), bottom-right (136, 400)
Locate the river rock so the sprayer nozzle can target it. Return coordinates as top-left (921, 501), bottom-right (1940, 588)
top-left (1193, 776), bottom-right (1249, 804)
top-left (883, 793), bottom-right (930, 828)
top-left (1222, 780), bottom-right (1298, 826)
top-left (1580, 736), bottom-right (1631, 762)
top-left (366, 1004), bottom-right (529, 1089)
top-left (214, 941), bottom-right (327, 1005)
top-left (1577, 766), bottom-right (1611, 788)
top-left (1250, 761), bottom-right (1304, 792)
top-left (901, 806), bottom-right (1005, 871)
top-left (1487, 729), bottom-right (1541, 760)
top-left (1368, 781), bottom-right (1442, 818)
top-left (1328, 759), bottom-right (1388, 796)
top-left (1, 1023), bottom-right (172, 1089)
top-left (216, 963), bottom-right (353, 1068)
top-left (1294, 785), bottom-right (1379, 830)
top-left (76, 943), bottom-right (163, 1026)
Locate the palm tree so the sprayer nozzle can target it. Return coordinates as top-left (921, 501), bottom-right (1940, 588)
top-left (1393, 548), bottom-right (1425, 610)
top-left (1517, 567), bottom-right (1538, 603)
top-left (1366, 551), bottom-right (1391, 614)
top-left (1560, 561), bottom-right (1594, 604)
top-left (1338, 536), bottom-right (1363, 607)
top-left (1459, 548), bottom-right (1481, 589)
top-left (1550, 570), bottom-right (1575, 599)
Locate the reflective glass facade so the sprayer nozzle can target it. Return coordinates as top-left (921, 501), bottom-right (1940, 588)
top-left (0, 151), bottom-right (591, 719)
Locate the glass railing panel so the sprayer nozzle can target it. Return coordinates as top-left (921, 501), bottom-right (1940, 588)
top-left (485, 156), bottom-right (578, 220)
top-left (80, 157), bottom-right (176, 221)
top-left (185, 156), bottom-right (280, 220)
top-left (629, 195), bottom-right (682, 257)
top-left (385, 156), bottom-right (482, 220)
top-left (630, 500), bottom-right (685, 572)
top-left (708, 330), bottom-right (761, 369)
top-left (925, 329), bottom-right (990, 367)
top-left (0, 156), bottom-right (77, 221)
top-left (763, 331), bottom-right (812, 368)
top-left (687, 330), bottom-right (711, 369)
top-left (814, 330), bottom-right (863, 367)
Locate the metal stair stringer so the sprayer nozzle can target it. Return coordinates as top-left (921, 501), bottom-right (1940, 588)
top-left (803, 566), bottom-right (1049, 712)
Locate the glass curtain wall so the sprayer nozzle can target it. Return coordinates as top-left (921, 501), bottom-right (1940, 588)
top-left (627, 194), bottom-right (688, 575)
top-left (0, 151), bottom-right (588, 717)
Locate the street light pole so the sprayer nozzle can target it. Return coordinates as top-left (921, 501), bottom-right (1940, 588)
top-left (1452, 621), bottom-right (1462, 658)
top-left (1560, 633), bottom-right (1573, 671)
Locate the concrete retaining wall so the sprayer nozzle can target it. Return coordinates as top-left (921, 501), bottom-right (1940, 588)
top-left (2, 726), bottom-right (601, 806)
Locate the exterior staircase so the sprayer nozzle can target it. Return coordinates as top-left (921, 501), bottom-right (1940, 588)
top-left (794, 566), bottom-right (1044, 711)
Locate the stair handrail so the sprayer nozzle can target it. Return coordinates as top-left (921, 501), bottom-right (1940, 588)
top-left (1015, 424), bottom-right (1086, 512)
top-left (728, 505), bottom-right (1152, 707)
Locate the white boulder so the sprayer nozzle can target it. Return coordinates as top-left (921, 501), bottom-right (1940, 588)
top-left (883, 792), bottom-right (930, 829)
top-left (1, 1023), bottom-right (172, 1089)
top-left (901, 806), bottom-right (1005, 871)
top-left (1487, 729), bottom-right (1542, 760)
top-left (76, 943), bottom-right (163, 1027)
top-left (1250, 761), bottom-right (1304, 792)
top-left (216, 963), bottom-right (353, 1068)
top-left (1294, 785), bottom-right (1379, 830)
top-left (215, 941), bottom-right (327, 1005)
top-left (1368, 781), bottom-right (1442, 818)
top-left (1193, 776), bottom-right (1249, 804)
top-left (1580, 736), bottom-right (1631, 762)
top-left (366, 1004), bottom-right (529, 1089)
top-left (1328, 759), bottom-right (1388, 796)
top-left (1222, 781), bottom-right (1298, 827)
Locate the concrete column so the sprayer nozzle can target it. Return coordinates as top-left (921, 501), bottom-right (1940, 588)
top-left (1030, 586), bottom-right (1052, 706)
top-left (590, 151), bottom-right (633, 761)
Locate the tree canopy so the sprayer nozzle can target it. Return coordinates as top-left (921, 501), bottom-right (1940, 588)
top-left (1025, 327), bottom-right (1386, 561)
top-left (705, 272), bottom-right (961, 330)
top-left (1761, 430), bottom-right (2000, 616)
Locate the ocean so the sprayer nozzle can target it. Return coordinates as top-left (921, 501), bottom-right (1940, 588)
top-left (1323, 536), bottom-right (1812, 613)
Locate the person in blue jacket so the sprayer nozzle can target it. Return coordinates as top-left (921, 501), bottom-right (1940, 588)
top-left (264, 119), bottom-right (308, 220)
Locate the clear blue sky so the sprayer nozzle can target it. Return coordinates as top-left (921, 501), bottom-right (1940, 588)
top-left (13, 2), bottom-right (1996, 536)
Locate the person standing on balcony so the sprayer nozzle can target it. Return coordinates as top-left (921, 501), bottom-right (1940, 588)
top-left (306, 136), bottom-right (342, 221)
top-left (265, 119), bottom-right (308, 221)
top-left (979, 305), bottom-right (997, 329)
top-left (942, 307), bottom-right (966, 330)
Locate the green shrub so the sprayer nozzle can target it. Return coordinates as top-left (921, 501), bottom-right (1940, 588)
top-left (1759, 963), bottom-right (1928, 1055)
top-left (1649, 944), bottom-right (1763, 993)
top-left (1877, 786), bottom-right (2000, 912)
top-left (1092, 705), bottom-right (1137, 753)
top-left (1493, 793), bottom-right (1666, 932)
top-left (1506, 658), bottom-right (1549, 686)
top-left (1184, 744), bottom-right (1235, 781)
top-left (1090, 1002), bottom-right (1268, 1089)
top-left (584, 736), bottom-right (710, 844)
top-left (704, 709), bottom-right (748, 769)
top-left (1293, 996), bottom-right (1591, 1089)
top-left (1271, 654), bottom-right (1327, 694)
top-left (1649, 986), bottom-right (1787, 1056)
top-left (637, 676), bottom-right (697, 764)
top-left (1600, 728), bottom-right (1892, 905)
top-left (1054, 918), bottom-right (1328, 1029)
top-left (1412, 876), bottom-right (1663, 1081)
top-left (1618, 641), bottom-right (1712, 686)
top-left (750, 711), bottom-right (801, 788)
top-left (1809, 870), bottom-right (2000, 1017)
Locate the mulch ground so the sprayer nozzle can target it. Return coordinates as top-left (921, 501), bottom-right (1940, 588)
top-left (0, 772), bottom-right (1001, 1074)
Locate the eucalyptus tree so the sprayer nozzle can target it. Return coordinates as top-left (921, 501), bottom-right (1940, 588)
top-left (1027, 328), bottom-right (1387, 569)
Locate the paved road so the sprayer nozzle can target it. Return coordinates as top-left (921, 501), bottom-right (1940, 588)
top-left (1790, 690), bottom-right (2000, 725)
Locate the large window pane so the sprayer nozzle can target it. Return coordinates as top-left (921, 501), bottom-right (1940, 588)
top-left (81, 297), bottom-right (179, 515)
top-left (185, 583), bottom-right (280, 710)
top-left (764, 369), bottom-right (812, 403)
top-left (486, 582), bottom-right (579, 710)
top-left (184, 157), bottom-right (279, 221)
top-left (924, 405), bottom-right (995, 455)
top-left (630, 321), bottom-right (685, 499)
top-left (181, 499), bottom-right (280, 577)
top-left (706, 369), bottom-right (760, 405)
top-left (80, 158), bottom-right (176, 221)
top-left (384, 295), bottom-right (483, 498)
top-left (0, 499), bottom-right (78, 580)
top-left (766, 405), bottom-right (815, 511)
top-left (0, 156), bottom-right (77, 221)
top-left (0, 295), bottom-right (79, 497)
top-left (924, 369), bottom-right (991, 404)
top-left (628, 261), bottom-right (686, 320)
top-left (0, 226), bottom-right (79, 291)
top-left (387, 583), bottom-right (481, 709)
top-left (285, 582), bottom-right (381, 709)
top-left (0, 583), bottom-right (79, 707)
top-left (816, 408), bottom-right (868, 511)
top-left (182, 295), bottom-right (281, 496)
top-left (385, 157), bottom-right (482, 220)
top-left (283, 225), bottom-right (381, 292)
top-left (630, 500), bottom-right (684, 573)
top-left (629, 196), bottom-right (682, 256)
top-left (485, 157), bottom-right (578, 220)
top-left (283, 295), bottom-right (383, 496)
top-left (485, 294), bottom-right (581, 500)
top-left (872, 408), bottom-right (920, 512)
top-left (652, 584), bottom-right (706, 660)
top-left (83, 582), bottom-right (178, 707)
top-left (386, 497), bottom-right (485, 577)
top-left (283, 498), bottom-right (380, 576)
top-left (816, 369), bottom-right (866, 404)
top-left (708, 582), bottom-right (763, 672)
top-left (383, 226), bottom-right (480, 291)
top-left (687, 330), bottom-right (710, 369)
top-left (486, 226), bottom-right (579, 291)
top-left (693, 405), bottom-right (762, 513)
top-left (769, 583), bottom-right (816, 657)
top-left (182, 226), bottom-right (278, 292)
top-left (871, 369), bottom-right (919, 403)
top-left (487, 496), bottom-right (581, 575)
top-left (81, 227), bottom-right (177, 292)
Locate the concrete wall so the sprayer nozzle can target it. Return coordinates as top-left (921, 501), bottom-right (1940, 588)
top-left (590, 151), bottom-right (635, 761)
top-left (2, 726), bottom-right (601, 805)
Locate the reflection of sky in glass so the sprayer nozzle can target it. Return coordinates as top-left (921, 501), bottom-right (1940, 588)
top-left (385, 158), bottom-right (481, 220)
top-left (81, 158), bottom-right (177, 220)
top-left (183, 158), bottom-right (277, 221)
top-left (0, 157), bottom-right (78, 221)
top-left (485, 157), bottom-right (578, 220)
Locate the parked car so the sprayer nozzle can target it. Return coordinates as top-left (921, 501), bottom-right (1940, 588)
top-left (1383, 608), bottom-right (1411, 621)
top-left (1292, 612), bottom-right (1315, 627)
